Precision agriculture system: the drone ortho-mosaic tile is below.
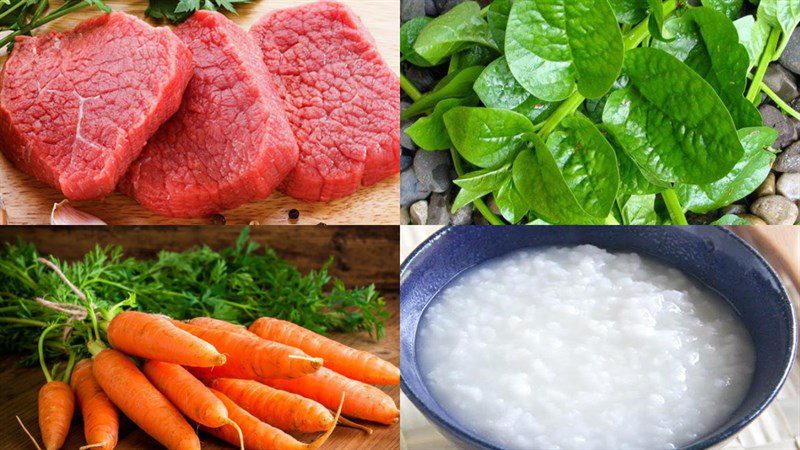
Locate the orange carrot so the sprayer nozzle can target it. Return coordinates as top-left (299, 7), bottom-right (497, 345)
top-left (142, 361), bottom-right (243, 450)
top-left (186, 317), bottom-right (255, 337)
top-left (250, 317), bottom-right (400, 385)
top-left (38, 380), bottom-right (75, 450)
top-left (265, 368), bottom-right (399, 425)
top-left (70, 359), bottom-right (119, 450)
top-left (174, 322), bottom-right (322, 379)
top-left (107, 312), bottom-right (225, 367)
top-left (202, 389), bottom-right (341, 450)
top-left (91, 349), bottom-right (200, 450)
top-left (211, 378), bottom-right (334, 433)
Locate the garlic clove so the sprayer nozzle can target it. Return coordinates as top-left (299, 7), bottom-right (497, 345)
top-left (0, 195), bottom-right (7, 225)
top-left (50, 200), bottom-right (106, 225)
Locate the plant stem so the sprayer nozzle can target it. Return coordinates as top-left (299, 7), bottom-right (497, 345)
top-left (450, 148), bottom-right (504, 225)
top-left (38, 323), bottom-right (60, 382)
top-left (538, 91), bottom-right (585, 139)
top-left (760, 82), bottom-right (800, 121)
top-left (400, 74), bottom-right (422, 102)
top-left (0, 1), bottom-right (89, 49)
top-left (623, 0), bottom-right (677, 50)
top-left (0, 317), bottom-right (47, 327)
top-left (661, 189), bottom-right (689, 225)
top-left (747, 28), bottom-right (781, 104)
top-left (61, 352), bottom-right (76, 383)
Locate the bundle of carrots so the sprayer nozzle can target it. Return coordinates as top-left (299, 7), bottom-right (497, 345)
top-left (22, 297), bottom-right (399, 449)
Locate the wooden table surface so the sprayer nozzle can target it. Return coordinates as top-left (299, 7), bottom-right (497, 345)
top-left (0, 0), bottom-right (400, 225)
top-left (0, 226), bottom-right (400, 449)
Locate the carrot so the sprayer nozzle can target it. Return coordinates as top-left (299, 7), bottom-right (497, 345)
top-left (185, 317), bottom-right (255, 337)
top-left (91, 349), bottom-right (200, 450)
top-left (250, 317), bottom-right (400, 385)
top-left (174, 321), bottom-right (322, 379)
top-left (211, 378), bottom-right (334, 433)
top-left (202, 389), bottom-right (341, 450)
top-left (142, 361), bottom-right (243, 450)
top-left (265, 368), bottom-right (399, 425)
top-left (38, 381), bottom-right (75, 450)
top-left (70, 359), bottom-right (119, 450)
top-left (107, 311), bottom-right (225, 367)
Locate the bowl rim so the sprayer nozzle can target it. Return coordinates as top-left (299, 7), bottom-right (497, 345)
top-left (400, 225), bottom-right (798, 450)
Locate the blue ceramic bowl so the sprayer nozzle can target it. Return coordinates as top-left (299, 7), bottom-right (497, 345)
top-left (401, 226), bottom-right (797, 450)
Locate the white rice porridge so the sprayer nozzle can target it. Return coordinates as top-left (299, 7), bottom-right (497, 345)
top-left (417, 245), bottom-right (756, 450)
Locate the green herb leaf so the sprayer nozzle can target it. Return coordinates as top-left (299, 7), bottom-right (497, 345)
top-left (495, 177), bottom-right (529, 223)
top-left (607, 0), bottom-right (648, 24)
top-left (454, 164), bottom-right (512, 193)
top-left (758, 0), bottom-right (800, 55)
top-left (487, 0), bottom-right (513, 51)
top-left (474, 57), bottom-right (531, 110)
top-left (505, 0), bottom-right (624, 101)
top-left (734, 15), bottom-right (771, 69)
top-left (602, 47), bottom-right (744, 185)
top-left (401, 17), bottom-right (435, 67)
top-left (618, 194), bottom-right (670, 225)
top-left (702, 0), bottom-right (744, 20)
top-left (406, 97), bottom-right (478, 150)
top-left (444, 106), bottom-right (536, 168)
top-left (413, 2), bottom-right (497, 66)
top-left (402, 66), bottom-right (485, 119)
top-left (676, 127), bottom-right (778, 213)
top-left (711, 214), bottom-right (750, 224)
top-left (451, 187), bottom-right (486, 212)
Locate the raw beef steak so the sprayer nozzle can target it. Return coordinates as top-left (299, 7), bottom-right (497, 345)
top-left (119, 11), bottom-right (298, 218)
top-left (0, 12), bottom-right (192, 200)
top-left (250, 1), bottom-right (400, 202)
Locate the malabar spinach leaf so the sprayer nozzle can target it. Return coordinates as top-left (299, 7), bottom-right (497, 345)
top-left (676, 127), bottom-right (778, 212)
top-left (407, 97), bottom-right (478, 150)
top-left (414, 2), bottom-right (498, 66)
top-left (711, 214), bottom-right (750, 224)
top-left (758, 0), bottom-right (800, 54)
top-left (607, 0), bottom-right (649, 24)
top-left (602, 47), bottom-right (744, 185)
top-left (734, 15), bottom-right (770, 69)
top-left (444, 107), bottom-right (536, 168)
top-left (454, 164), bottom-right (512, 193)
top-left (495, 177), bottom-right (529, 223)
top-left (505, 0), bottom-right (624, 101)
top-left (401, 17), bottom-right (435, 67)
top-left (475, 57), bottom-right (531, 110)
top-left (488, 0), bottom-right (514, 51)
top-left (703, 0), bottom-right (744, 20)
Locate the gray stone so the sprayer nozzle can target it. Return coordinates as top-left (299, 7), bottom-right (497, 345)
top-left (435, 0), bottom-right (466, 14)
top-left (450, 204), bottom-right (473, 225)
top-left (754, 172), bottom-right (776, 197)
top-left (760, 104), bottom-right (798, 148)
top-left (410, 200), bottom-right (429, 225)
top-left (404, 65), bottom-right (438, 93)
top-left (750, 195), bottom-right (799, 224)
top-left (774, 141), bottom-right (800, 172)
top-left (776, 172), bottom-right (800, 201)
top-left (780, 28), bottom-right (800, 75)
top-left (401, 149), bottom-right (414, 171)
top-left (401, 168), bottom-right (431, 207)
top-left (425, 0), bottom-right (437, 16)
top-left (401, 100), bottom-right (411, 115)
top-left (401, 119), bottom-right (416, 151)
top-left (401, 0), bottom-right (425, 22)
top-left (486, 194), bottom-right (501, 215)
top-left (414, 150), bottom-right (452, 193)
top-left (427, 192), bottom-right (452, 224)
top-left (737, 214), bottom-right (767, 225)
top-left (764, 63), bottom-right (799, 102)
top-left (400, 206), bottom-right (410, 225)
top-left (720, 204), bottom-right (747, 215)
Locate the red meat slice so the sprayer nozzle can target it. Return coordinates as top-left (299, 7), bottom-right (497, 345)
top-left (119, 11), bottom-right (299, 218)
top-left (250, 1), bottom-right (400, 202)
top-left (0, 12), bottom-right (192, 201)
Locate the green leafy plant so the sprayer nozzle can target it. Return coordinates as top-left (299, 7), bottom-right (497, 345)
top-left (401, 0), bottom-right (793, 225)
top-left (0, 0), bottom-right (110, 51)
top-left (0, 228), bottom-right (389, 366)
top-left (145, 0), bottom-right (249, 23)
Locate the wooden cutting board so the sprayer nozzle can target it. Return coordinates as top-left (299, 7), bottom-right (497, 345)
top-left (0, 226), bottom-right (400, 449)
top-left (0, 0), bottom-right (400, 225)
